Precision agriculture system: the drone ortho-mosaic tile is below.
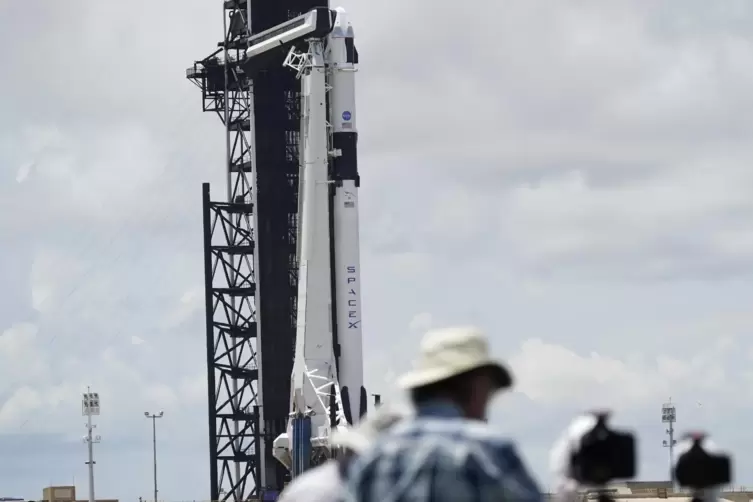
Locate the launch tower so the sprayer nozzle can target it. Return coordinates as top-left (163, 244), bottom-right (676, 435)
top-left (187, 0), bottom-right (327, 499)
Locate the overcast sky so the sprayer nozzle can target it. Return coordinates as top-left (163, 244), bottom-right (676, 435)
top-left (3, 0), bottom-right (753, 499)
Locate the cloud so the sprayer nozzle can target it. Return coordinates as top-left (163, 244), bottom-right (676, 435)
top-left (495, 163), bottom-right (753, 279)
top-left (161, 287), bottom-right (204, 330)
top-left (0, 324), bottom-right (49, 390)
top-left (347, 0), bottom-right (753, 281)
top-left (31, 248), bottom-right (89, 314)
top-left (508, 338), bottom-right (730, 408)
top-left (4, 0), bottom-right (753, 499)
top-left (408, 313), bottom-right (433, 334)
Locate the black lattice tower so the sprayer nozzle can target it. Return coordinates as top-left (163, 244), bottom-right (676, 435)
top-left (188, 0), bottom-right (327, 499)
top-left (201, 184), bottom-right (260, 501)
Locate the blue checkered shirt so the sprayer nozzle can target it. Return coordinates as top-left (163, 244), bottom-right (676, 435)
top-left (340, 401), bottom-right (543, 502)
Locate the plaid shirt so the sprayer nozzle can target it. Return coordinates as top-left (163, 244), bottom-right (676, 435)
top-left (341, 401), bottom-right (543, 502)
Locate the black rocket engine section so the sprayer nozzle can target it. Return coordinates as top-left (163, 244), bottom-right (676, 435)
top-left (341, 387), bottom-right (353, 425)
top-left (329, 386), bottom-right (338, 427)
top-left (359, 386), bottom-right (367, 418)
top-left (339, 386), bottom-right (368, 424)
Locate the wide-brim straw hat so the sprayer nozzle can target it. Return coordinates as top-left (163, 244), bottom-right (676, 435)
top-left (397, 326), bottom-right (513, 390)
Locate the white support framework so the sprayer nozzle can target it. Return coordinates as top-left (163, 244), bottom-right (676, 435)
top-left (282, 48), bottom-right (310, 79)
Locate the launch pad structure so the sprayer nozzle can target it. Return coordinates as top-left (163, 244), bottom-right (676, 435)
top-left (187, 0), bottom-right (328, 499)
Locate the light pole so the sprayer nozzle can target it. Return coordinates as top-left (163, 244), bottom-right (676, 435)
top-left (82, 389), bottom-right (101, 502)
top-left (662, 399), bottom-right (677, 489)
top-left (144, 411), bottom-right (164, 502)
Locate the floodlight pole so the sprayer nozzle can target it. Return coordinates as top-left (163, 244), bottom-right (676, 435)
top-left (82, 388), bottom-right (101, 502)
top-left (145, 411), bottom-right (164, 502)
top-left (662, 399), bottom-right (677, 489)
top-left (87, 411), bottom-right (95, 502)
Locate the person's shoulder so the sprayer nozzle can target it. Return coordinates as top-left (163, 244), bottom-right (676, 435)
top-left (375, 419), bottom-right (518, 461)
top-left (345, 419), bottom-right (542, 501)
top-left (458, 422), bottom-right (530, 464)
top-left (397, 417), bottom-right (515, 444)
top-left (356, 417), bottom-right (526, 466)
top-left (278, 461), bottom-right (342, 502)
top-left (410, 419), bottom-right (530, 468)
top-left (458, 420), bottom-right (521, 447)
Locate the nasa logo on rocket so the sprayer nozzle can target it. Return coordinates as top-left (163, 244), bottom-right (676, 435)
top-left (342, 110), bottom-right (352, 129)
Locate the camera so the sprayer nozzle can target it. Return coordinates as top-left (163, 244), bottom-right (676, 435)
top-left (674, 432), bottom-right (731, 490)
top-left (568, 411), bottom-right (636, 486)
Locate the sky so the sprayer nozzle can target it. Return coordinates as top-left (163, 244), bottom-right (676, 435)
top-left (2, 0), bottom-right (753, 499)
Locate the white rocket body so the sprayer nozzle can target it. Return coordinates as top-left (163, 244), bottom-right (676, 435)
top-left (327, 7), bottom-right (366, 426)
top-left (272, 6), bottom-right (366, 473)
top-left (290, 38), bottom-right (337, 432)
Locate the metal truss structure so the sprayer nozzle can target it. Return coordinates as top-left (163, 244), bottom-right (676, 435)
top-left (201, 184), bottom-right (260, 501)
top-left (188, 0), bottom-right (328, 499)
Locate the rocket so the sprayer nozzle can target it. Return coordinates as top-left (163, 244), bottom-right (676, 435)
top-left (326, 7), bottom-right (367, 426)
top-left (268, 6), bottom-right (369, 474)
top-left (291, 35), bottom-right (336, 425)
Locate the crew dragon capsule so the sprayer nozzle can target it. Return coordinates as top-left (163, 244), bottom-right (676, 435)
top-left (326, 7), bottom-right (366, 426)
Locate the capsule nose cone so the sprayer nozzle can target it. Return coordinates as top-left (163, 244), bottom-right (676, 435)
top-left (331, 6), bottom-right (353, 36)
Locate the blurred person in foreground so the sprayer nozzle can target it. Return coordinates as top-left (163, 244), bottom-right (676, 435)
top-left (278, 403), bottom-right (410, 502)
top-left (341, 326), bottom-right (543, 502)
